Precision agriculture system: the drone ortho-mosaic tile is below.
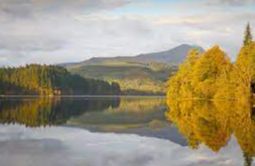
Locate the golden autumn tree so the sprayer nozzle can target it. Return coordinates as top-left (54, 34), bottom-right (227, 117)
top-left (166, 24), bottom-right (255, 166)
top-left (167, 46), bottom-right (233, 100)
top-left (167, 24), bottom-right (255, 101)
top-left (167, 49), bottom-right (201, 99)
top-left (235, 42), bottom-right (255, 99)
top-left (191, 46), bottom-right (232, 98)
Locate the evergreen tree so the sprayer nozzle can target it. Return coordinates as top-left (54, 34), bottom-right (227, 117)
top-left (244, 23), bottom-right (253, 46)
top-left (0, 65), bottom-right (121, 95)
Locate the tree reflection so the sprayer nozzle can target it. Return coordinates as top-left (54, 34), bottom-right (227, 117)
top-left (166, 99), bottom-right (255, 165)
top-left (0, 97), bottom-right (120, 127)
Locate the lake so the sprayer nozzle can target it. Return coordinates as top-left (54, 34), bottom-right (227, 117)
top-left (0, 97), bottom-right (253, 166)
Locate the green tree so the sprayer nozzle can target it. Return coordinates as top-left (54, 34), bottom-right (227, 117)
top-left (244, 23), bottom-right (253, 46)
top-left (0, 65), bottom-right (121, 95)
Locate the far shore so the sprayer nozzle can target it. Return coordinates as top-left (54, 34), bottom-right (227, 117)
top-left (0, 95), bottom-right (166, 98)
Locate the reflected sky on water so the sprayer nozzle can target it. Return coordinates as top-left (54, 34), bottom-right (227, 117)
top-left (0, 97), bottom-right (253, 166)
top-left (0, 124), bottom-right (244, 166)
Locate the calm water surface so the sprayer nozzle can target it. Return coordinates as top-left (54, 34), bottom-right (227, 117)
top-left (0, 97), bottom-right (252, 166)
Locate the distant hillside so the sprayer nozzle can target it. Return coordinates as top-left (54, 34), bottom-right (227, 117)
top-left (63, 44), bottom-right (203, 95)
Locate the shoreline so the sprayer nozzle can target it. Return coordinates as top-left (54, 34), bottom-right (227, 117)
top-left (0, 95), bottom-right (166, 98)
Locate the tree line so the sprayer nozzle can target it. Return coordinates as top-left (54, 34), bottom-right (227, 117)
top-left (167, 23), bottom-right (255, 101)
top-left (0, 64), bottom-right (121, 95)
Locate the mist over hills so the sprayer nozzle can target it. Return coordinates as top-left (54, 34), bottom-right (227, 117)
top-left (62, 44), bottom-right (203, 95)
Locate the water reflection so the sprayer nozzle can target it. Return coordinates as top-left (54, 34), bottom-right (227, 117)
top-left (166, 100), bottom-right (255, 166)
top-left (0, 97), bottom-right (252, 165)
top-left (66, 97), bottom-right (186, 143)
top-left (69, 97), bottom-right (166, 127)
top-left (0, 97), bottom-right (185, 144)
top-left (0, 97), bottom-right (120, 127)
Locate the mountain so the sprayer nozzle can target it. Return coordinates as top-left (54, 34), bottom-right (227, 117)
top-left (61, 44), bottom-right (203, 67)
top-left (134, 44), bottom-right (203, 64)
top-left (62, 44), bottom-right (203, 95)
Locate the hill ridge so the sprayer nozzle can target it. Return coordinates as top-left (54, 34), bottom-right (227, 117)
top-left (60, 44), bottom-right (203, 67)
top-left (62, 44), bottom-right (203, 95)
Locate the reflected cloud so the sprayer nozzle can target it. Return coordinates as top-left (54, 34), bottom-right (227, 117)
top-left (0, 124), bottom-right (245, 166)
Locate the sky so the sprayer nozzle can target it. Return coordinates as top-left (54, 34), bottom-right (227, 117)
top-left (0, 0), bottom-right (254, 66)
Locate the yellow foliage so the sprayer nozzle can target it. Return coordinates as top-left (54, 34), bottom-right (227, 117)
top-left (166, 30), bottom-right (255, 163)
top-left (167, 42), bottom-right (255, 101)
top-left (235, 42), bottom-right (255, 98)
top-left (167, 49), bottom-right (200, 99)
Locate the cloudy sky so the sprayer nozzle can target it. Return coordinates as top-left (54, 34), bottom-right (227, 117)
top-left (0, 0), bottom-right (254, 66)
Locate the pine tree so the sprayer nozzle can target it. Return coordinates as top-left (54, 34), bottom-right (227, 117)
top-left (244, 23), bottom-right (253, 46)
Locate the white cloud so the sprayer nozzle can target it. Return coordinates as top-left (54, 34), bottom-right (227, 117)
top-left (0, 0), bottom-right (132, 18)
top-left (0, 125), bottom-right (245, 166)
top-left (209, 0), bottom-right (255, 6)
top-left (0, 0), bottom-right (254, 66)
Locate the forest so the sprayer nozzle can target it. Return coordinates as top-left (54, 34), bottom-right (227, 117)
top-left (167, 23), bottom-right (255, 101)
top-left (0, 64), bottom-right (121, 95)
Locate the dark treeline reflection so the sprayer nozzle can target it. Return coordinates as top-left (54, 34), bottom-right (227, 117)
top-left (0, 97), bottom-right (120, 127)
top-left (166, 100), bottom-right (255, 166)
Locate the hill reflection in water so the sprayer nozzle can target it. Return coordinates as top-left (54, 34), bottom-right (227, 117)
top-left (0, 97), bottom-right (186, 144)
